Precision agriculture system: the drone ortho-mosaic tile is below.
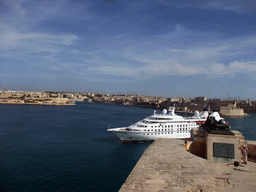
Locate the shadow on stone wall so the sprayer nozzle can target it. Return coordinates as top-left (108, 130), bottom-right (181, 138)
top-left (189, 139), bottom-right (206, 159)
top-left (248, 141), bottom-right (256, 162)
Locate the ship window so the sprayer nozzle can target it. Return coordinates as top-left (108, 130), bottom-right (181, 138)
top-left (155, 133), bottom-right (156, 135)
top-left (168, 125), bottom-right (170, 128)
top-left (177, 125), bottom-right (179, 127)
top-left (151, 126), bottom-right (153, 128)
top-left (158, 129), bottom-right (160, 132)
top-left (158, 133), bottom-right (160, 135)
top-left (165, 129), bottom-right (167, 131)
top-left (161, 129), bottom-right (163, 131)
top-left (171, 125), bottom-right (173, 128)
top-left (171, 132), bottom-right (173, 134)
top-left (168, 132), bottom-right (170, 134)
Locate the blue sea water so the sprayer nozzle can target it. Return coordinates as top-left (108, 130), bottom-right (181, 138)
top-left (0, 102), bottom-right (152, 192)
top-left (0, 102), bottom-right (255, 191)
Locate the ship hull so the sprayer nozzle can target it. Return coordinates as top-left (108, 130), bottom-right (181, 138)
top-left (108, 129), bottom-right (191, 143)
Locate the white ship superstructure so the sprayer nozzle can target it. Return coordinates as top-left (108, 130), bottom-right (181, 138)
top-left (107, 107), bottom-right (208, 143)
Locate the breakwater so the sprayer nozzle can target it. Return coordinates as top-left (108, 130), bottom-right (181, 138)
top-left (120, 138), bottom-right (256, 192)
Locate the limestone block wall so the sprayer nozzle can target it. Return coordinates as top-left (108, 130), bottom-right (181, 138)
top-left (189, 138), bottom-right (206, 159)
top-left (247, 140), bottom-right (256, 160)
top-left (220, 107), bottom-right (244, 116)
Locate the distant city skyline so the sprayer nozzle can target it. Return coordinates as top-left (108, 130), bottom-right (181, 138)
top-left (1, 0), bottom-right (256, 100)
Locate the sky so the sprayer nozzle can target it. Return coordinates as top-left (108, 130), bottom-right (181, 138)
top-left (1, 0), bottom-right (256, 100)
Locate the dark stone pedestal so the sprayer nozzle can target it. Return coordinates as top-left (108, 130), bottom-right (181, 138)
top-left (201, 124), bottom-right (234, 136)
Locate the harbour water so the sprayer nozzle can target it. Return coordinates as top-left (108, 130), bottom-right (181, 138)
top-left (0, 102), bottom-right (255, 191)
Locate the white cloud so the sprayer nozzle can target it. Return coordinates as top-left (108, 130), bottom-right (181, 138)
top-left (87, 66), bottom-right (141, 77)
top-left (229, 61), bottom-right (256, 73)
top-left (87, 60), bottom-right (256, 79)
top-left (0, 28), bottom-right (79, 50)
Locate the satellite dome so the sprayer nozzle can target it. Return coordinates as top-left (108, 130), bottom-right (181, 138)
top-left (162, 109), bottom-right (167, 115)
top-left (194, 111), bottom-right (199, 117)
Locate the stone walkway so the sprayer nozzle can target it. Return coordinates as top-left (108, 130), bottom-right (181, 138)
top-left (120, 139), bottom-right (256, 192)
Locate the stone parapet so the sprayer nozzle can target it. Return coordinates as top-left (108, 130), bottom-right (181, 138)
top-left (247, 140), bottom-right (256, 160)
top-left (120, 139), bottom-right (256, 192)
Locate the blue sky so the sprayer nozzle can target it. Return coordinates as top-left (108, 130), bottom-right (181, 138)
top-left (1, 0), bottom-right (256, 99)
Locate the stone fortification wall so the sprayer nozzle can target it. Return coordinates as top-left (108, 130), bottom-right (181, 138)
top-left (188, 138), bottom-right (206, 159)
top-left (220, 107), bottom-right (244, 116)
top-left (120, 138), bottom-right (256, 192)
top-left (247, 140), bottom-right (256, 160)
top-left (190, 129), bottom-right (256, 162)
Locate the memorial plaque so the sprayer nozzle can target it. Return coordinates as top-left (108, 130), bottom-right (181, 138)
top-left (213, 143), bottom-right (234, 159)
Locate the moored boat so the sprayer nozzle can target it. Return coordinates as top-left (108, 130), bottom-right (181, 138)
top-left (107, 107), bottom-right (208, 143)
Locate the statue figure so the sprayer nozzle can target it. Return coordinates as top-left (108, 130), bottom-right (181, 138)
top-left (204, 112), bottom-right (230, 131)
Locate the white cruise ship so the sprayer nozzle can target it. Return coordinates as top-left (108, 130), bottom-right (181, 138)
top-left (107, 107), bottom-right (208, 143)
